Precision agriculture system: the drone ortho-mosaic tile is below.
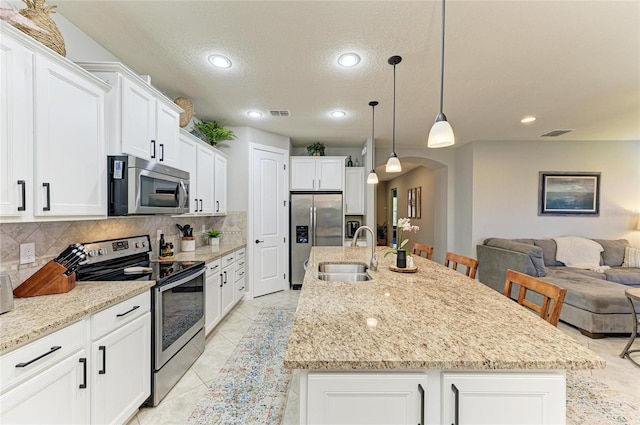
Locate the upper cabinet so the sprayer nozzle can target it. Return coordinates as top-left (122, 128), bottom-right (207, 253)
top-left (290, 156), bottom-right (344, 191)
top-left (178, 129), bottom-right (227, 216)
top-left (0, 23), bottom-right (110, 222)
top-left (344, 167), bottom-right (365, 215)
top-left (76, 62), bottom-right (182, 169)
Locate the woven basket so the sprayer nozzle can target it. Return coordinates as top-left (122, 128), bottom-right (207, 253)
top-left (16, 0), bottom-right (66, 57)
top-left (174, 97), bottom-right (195, 128)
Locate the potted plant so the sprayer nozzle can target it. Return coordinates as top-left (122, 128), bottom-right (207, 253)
top-left (306, 141), bottom-right (325, 156)
top-left (193, 121), bottom-right (236, 147)
top-left (207, 228), bottom-right (221, 246)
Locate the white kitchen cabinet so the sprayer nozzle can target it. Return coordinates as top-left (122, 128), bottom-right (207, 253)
top-left (306, 372), bottom-right (428, 425)
top-left (344, 167), bottom-right (365, 214)
top-left (77, 62), bottom-right (181, 168)
top-left (90, 291), bottom-right (151, 425)
top-left (441, 373), bottom-right (566, 425)
top-left (0, 350), bottom-right (90, 424)
top-left (0, 24), bottom-right (109, 222)
top-left (290, 156), bottom-right (345, 191)
top-left (179, 130), bottom-right (214, 214)
top-left (214, 152), bottom-right (228, 215)
top-left (221, 251), bottom-right (236, 315)
top-left (0, 30), bottom-right (33, 219)
top-left (178, 129), bottom-right (226, 216)
top-left (234, 247), bottom-right (246, 302)
top-left (205, 259), bottom-right (223, 335)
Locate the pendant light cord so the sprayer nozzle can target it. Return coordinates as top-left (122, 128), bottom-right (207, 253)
top-left (371, 103), bottom-right (375, 168)
top-left (439, 0), bottom-right (446, 115)
top-left (392, 62), bottom-right (397, 152)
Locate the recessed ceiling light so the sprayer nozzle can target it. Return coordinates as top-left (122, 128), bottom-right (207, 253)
top-left (208, 54), bottom-right (232, 68)
top-left (247, 110), bottom-right (262, 118)
top-left (521, 116), bottom-right (536, 124)
top-left (330, 111), bottom-right (346, 118)
top-left (338, 53), bottom-right (360, 67)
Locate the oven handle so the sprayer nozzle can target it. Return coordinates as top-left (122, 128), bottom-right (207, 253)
top-left (156, 266), bottom-right (206, 293)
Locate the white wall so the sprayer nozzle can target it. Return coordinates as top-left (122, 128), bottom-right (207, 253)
top-left (227, 126), bottom-right (290, 211)
top-left (470, 140), bottom-right (640, 253)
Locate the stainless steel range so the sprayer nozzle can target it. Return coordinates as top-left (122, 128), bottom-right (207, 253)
top-left (76, 235), bottom-right (206, 406)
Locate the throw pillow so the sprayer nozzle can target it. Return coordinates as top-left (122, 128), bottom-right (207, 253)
top-left (622, 247), bottom-right (640, 268)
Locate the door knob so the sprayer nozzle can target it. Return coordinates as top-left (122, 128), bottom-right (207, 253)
top-left (255, 239), bottom-right (264, 244)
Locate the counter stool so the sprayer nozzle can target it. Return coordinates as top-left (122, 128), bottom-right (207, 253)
top-left (619, 288), bottom-right (640, 367)
top-left (444, 252), bottom-right (479, 279)
top-left (412, 243), bottom-right (434, 260)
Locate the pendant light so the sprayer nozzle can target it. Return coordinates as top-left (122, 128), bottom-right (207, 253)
top-left (386, 55), bottom-right (402, 173)
top-left (427, 0), bottom-right (455, 148)
top-left (367, 101), bottom-right (379, 184)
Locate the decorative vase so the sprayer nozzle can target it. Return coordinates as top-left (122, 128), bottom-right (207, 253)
top-left (396, 249), bottom-right (407, 268)
top-left (208, 237), bottom-right (219, 247)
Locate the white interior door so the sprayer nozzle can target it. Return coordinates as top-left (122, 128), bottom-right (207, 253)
top-left (251, 145), bottom-right (288, 297)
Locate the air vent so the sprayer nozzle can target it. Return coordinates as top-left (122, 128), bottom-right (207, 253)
top-left (540, 129), bottom-right (573, 137)
top-left (269, 110), bottom-right (290, 117)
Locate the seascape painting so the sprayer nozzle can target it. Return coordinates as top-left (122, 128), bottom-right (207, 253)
top-left (539, 172), bottom-right (601, 216)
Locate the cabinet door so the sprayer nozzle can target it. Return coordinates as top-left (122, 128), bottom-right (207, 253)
top-left (121, 77), bottom-right (156, 160)
top-left (441, 373), bottom-right (566, 425)
top-left (307, 373), bottom-right (428, 425)
top-left (91, 312), bottom-right (151, 425)
top-left (33, 54), bottom-right (106, 217)
top-left (0, 33), bottom-right (33, 219)
top-left (213, 152), bottom-right (227, 215)
top-left (196, 144), bottom-right (215, 214)
top-left (345, 167), bottom-right (365, 214)
top-left (0, 350), bottom-right (89, 425)
top-left (317, 158), bottom-right (344, 190)
top-left (205, 259), bottom-right (222, 334)
top-left (290, 157), bottom-right (316, 190)
top-left (178, 132), bottom-right (198, 214)
top-left (155, 100), bottom-right (180, 168)
top-left (221, 262), bottom-right (235, 315)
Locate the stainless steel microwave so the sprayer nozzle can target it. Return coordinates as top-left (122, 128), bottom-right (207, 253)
top-left (108, 155), bottom-right (189, 216)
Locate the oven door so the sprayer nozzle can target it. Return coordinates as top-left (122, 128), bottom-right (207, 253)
top-left (129, 166), bottom-right (189, 215)
top-left (153, 266), bottom-right (205, 368)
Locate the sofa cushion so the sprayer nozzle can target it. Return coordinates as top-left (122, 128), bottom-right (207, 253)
top-left (622, 246), bottom-right (640, 268)
top-left (484, 238), bottom-right (546, 277)
top-left (541, 268), bottom-right (634, 314)
top-left (533, 239), bottom-right (564, 266)
top-left (547, 266), bottom-right (607, 280)
top-left (592, 239), bottom-right (629, 266)
top-left (604, 267), bottom-right (640, 287)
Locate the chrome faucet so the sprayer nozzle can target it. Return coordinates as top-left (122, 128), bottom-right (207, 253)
top-left (351, 226), bottom-right (378, 271)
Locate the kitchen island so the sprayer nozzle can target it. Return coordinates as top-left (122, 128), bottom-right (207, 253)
top-left (284, 246), bottom-right (605, 424)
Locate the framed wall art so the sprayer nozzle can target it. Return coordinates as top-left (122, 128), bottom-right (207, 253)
top-left (538, 172), bottom-right (601, 216)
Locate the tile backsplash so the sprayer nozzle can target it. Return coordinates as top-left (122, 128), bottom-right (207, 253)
top-left (0, 212), bottom-right (246, 288)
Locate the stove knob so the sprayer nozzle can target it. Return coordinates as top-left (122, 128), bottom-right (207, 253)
top-left (136, 241), bottom-right (146, 248)
top-left (88, 250), bottom-right (98, 257)
top-left (98, 248), bottom-right (107, 255)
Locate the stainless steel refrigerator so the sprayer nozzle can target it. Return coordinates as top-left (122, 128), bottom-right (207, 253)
top-left (290, 192), bottom-right (343, 288)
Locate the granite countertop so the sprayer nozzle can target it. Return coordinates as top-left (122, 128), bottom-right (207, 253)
top-left (0, 280), bottom-right (153, 354)
top-left (154, 241), bottom-right (246, 264)
top-left (284, 246), bottom-right (606, 371)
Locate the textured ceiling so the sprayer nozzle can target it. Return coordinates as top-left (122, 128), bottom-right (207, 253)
top-left (54, 0), bottom-right (640, 149)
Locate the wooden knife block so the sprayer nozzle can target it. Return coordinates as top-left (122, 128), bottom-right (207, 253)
top-left (13, 261), bottom-right (76, 298)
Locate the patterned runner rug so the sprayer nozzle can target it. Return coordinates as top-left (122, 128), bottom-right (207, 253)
top-left (187, 306), bottom-right (639, 424)
top-left (186, 307), bottom-right (296, 425)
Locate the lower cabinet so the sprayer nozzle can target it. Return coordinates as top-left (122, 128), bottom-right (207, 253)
top-left (299, 371), bottom-right (566, 425)
top-left (441, 373), bottom-right (566, 425)
top-left (0, 291), bottom-right (151, 425)
top-left (205, 259), bottom-right (222, 334)
top-left (0, 350), bottom-right (89, 424)
top-left (90, 312), bottom-right (151, 425)
top-left (205, 247), bottom-right (248, 336)
top-left (306, 373), bottom-right (428, 425)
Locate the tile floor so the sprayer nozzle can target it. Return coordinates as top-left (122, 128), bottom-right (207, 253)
top-left (127, 289), bottom-right (639, 425)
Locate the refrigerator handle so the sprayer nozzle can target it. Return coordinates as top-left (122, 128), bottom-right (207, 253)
top-left (313, 207), bottom-right (317, 245)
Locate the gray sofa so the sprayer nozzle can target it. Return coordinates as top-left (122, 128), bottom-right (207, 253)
top-left (477, 238), bottom-right (640, 338)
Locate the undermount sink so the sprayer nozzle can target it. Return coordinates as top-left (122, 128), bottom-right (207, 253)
top-left (317, 263), bottom-right (372, 281)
